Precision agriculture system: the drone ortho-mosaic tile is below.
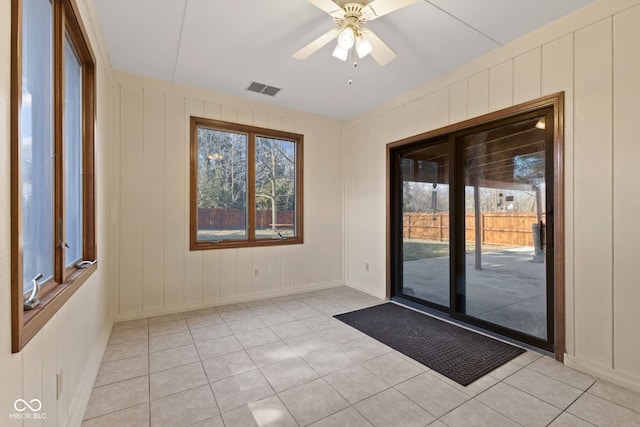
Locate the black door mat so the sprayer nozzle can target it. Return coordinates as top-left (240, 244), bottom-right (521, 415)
top-left (334, 303), bottom-right (525, 386)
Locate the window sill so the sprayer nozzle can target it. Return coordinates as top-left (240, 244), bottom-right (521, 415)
top-left (190, 237), bottom-right (303, 251)
top-left (14, 262), bottom-right (98, 352)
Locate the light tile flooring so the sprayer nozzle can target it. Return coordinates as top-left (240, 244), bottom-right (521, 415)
top-left (83, 287), bottom-right (640, 427)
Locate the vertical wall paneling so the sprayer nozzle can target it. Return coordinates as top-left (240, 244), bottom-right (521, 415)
top-left (281, 246), bottom-right (296, 290)
top-left (142, 91), bottom-right (165, 310)
top-left (267, 246), bottom-right (282, 292)
top-left (330, 126), bottom-right (343, 284)
top-left (119, 87), bottom-right (144, 314)
top-left (433, 87), bottom-right (450, 130)
top-left (573, 18), bottom-right (613, 367)
top-left (467, 70), bottom-right (489, 117)
top-left (253, 110), bottom-right (268, 127)
top-left (317, 124), bottom-right (333, 286)
top-left (418, 88), bottom-right (449, 133)
top-left (268, 113), bottom-right (283, 131)
top-left (164, 95), bottom-right (186, 308)
top-left (202, 247), bottom-right (221, 302)
top-left (401, 100), bottom-right (420, 139)
top-left (41, 319), bottom-right (58, 426)
top-left (449, 80), bottom-right (468, 124)
top-left (613, 4), bottom-right (640, 378)
top-left (294, 243), bottom-right (307, 288)
top-left (346, 121), bottom-right (386, 293)
top-left (55, 307), bottom-right (70, 424)
top-left (237, 107), bottom-right (253, 126)
top-left (370, 117), bottom-right (389, 291)
top-left (220, 249), bottom-right (238, 298)
top-left (109, 83), bottom-right (122, 317)
top-left (302, 121), bottom-right (319, 287)
top-left (221, 105), bottom-right (238, 122)
top-left (23, 333), bottom-right (43, 427)
top-left (236, 248), bottom-right (253, 296)
top-left (514, 48), bottom-right (542, 104)
top-left (541, 34), bottom-right (575, 354)
top-left (204, 101), bottom-right (221, 120)
top-left (252, 247), bottom-right (268, 294)
top-left (0, 0), bottom-right (22, 411)
top-left (489, 60), bottom-right (514, 111)
top-left (184, 99), bottom-right (205, 304)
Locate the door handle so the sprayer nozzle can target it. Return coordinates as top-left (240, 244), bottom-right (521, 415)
top-left (539, 221), bottom-right (545, 250)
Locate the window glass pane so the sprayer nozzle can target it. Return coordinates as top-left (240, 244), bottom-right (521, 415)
top-left (196, 128), bottom-right (248, 241)
top-left (64, 35), bottom-right (83, 267)
top-left (255, 137), bottom-right (297, 239)
top-left (22, 0), bottom-right (54, 294)
top-left (400, 142), bottom-right (450, 306)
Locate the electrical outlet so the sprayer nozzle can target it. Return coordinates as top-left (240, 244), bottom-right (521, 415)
top-left (365, 262), bottom-right (369, 272)
top-left (56, 371), bottom-right (63, 400)
top-left (254, 269), bottom-right (259, 276)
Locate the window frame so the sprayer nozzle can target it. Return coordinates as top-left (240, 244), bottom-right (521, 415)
top-left (190, 117), bottom-right (304, 250)
top-left (10, 0), bottom-right (97, 353)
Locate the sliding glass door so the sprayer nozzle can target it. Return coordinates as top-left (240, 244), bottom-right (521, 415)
top-left (391, 106), bottom-right (556, 352)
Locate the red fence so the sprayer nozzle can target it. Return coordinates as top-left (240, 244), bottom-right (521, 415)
top-left (403, 212), bottom-right (538, 247)
top-left (198, 208), bottom-right (294, 230)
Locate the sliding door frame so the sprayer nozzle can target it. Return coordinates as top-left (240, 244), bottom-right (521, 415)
top-left (386, 93), bottom-right (565, 361)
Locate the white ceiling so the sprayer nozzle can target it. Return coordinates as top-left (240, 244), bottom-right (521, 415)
top-left (94, 0), bottom-right (596, 120)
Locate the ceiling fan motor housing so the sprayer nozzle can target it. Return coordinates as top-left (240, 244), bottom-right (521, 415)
top-left (334, 3), bottom-right (368, 29)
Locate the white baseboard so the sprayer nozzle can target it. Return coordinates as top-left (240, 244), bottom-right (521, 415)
top-left (344, 281), bottom-right (387, 300)
top-left (565, 354), bottom-right (640, 392)
top-left (114, 281), bottom-right (346, 323)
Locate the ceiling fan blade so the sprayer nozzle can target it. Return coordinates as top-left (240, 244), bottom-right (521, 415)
top-left (362, 30), bottom-right (397, 66)
top-left (362, 0), bottom-right (419, 20)
top-left (292, 28), bottom-right (340, 60)
top-left (307, 0), bottom-right (345, 18)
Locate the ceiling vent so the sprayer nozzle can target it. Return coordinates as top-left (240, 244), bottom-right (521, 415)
top-left (246, 81), bottom-right (281, 97)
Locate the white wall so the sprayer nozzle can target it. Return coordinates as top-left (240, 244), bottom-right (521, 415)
top-left (344, 0), bottom-right (640, 389)
top-left (0, 0), bottom-right (113, 425)
top-left (110, 72), bottom-right (344, 320)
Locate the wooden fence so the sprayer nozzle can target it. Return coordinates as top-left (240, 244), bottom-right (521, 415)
top-left (198, 208), bottom-right (294, 230)
top-left (403, 212), bottom-right (538, 247)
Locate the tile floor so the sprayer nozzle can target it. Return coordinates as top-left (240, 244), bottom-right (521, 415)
top-left (83, 287), bottom-right (640, 427)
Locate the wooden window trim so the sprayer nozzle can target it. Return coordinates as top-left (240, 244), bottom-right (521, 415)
top-left (190, 117), bottom-right (304, 250)
top-left (10, 0), bottom-right (97, 353)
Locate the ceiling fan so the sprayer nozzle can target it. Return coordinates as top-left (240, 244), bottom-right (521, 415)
top-left (293, 0), bottom-right (419, 66)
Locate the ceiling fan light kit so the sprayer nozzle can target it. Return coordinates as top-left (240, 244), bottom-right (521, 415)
top-left (337, 26), bottom-right (356, 49)
top-left (293, 0), bottom-right (419, 66)
top-left (355, 35), bottom-right (373, 58)
top-left (332, 44), bottom-right (349, 61)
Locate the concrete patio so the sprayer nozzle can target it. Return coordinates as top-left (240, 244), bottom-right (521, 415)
top-left (402, 247), bottom-right (547, 339)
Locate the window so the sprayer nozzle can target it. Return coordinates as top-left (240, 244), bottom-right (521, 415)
top-left (190, 117), bottom-right (303, 250)
top-left (11, 0), bottom-right (96, 352)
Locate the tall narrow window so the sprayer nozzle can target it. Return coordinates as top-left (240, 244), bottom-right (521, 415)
top-left (11, 0), bottom-right (96, 352)
top-left (64, 34), bottom-right (84, 267)
top-left (255, 137), bottom-right (298, 239)
top-left (196, 127), bottom-right (248, 242)
top-left (190, 118), bottom-right (303, 250)
top-left (21, 0), bottom-right (54, 296)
